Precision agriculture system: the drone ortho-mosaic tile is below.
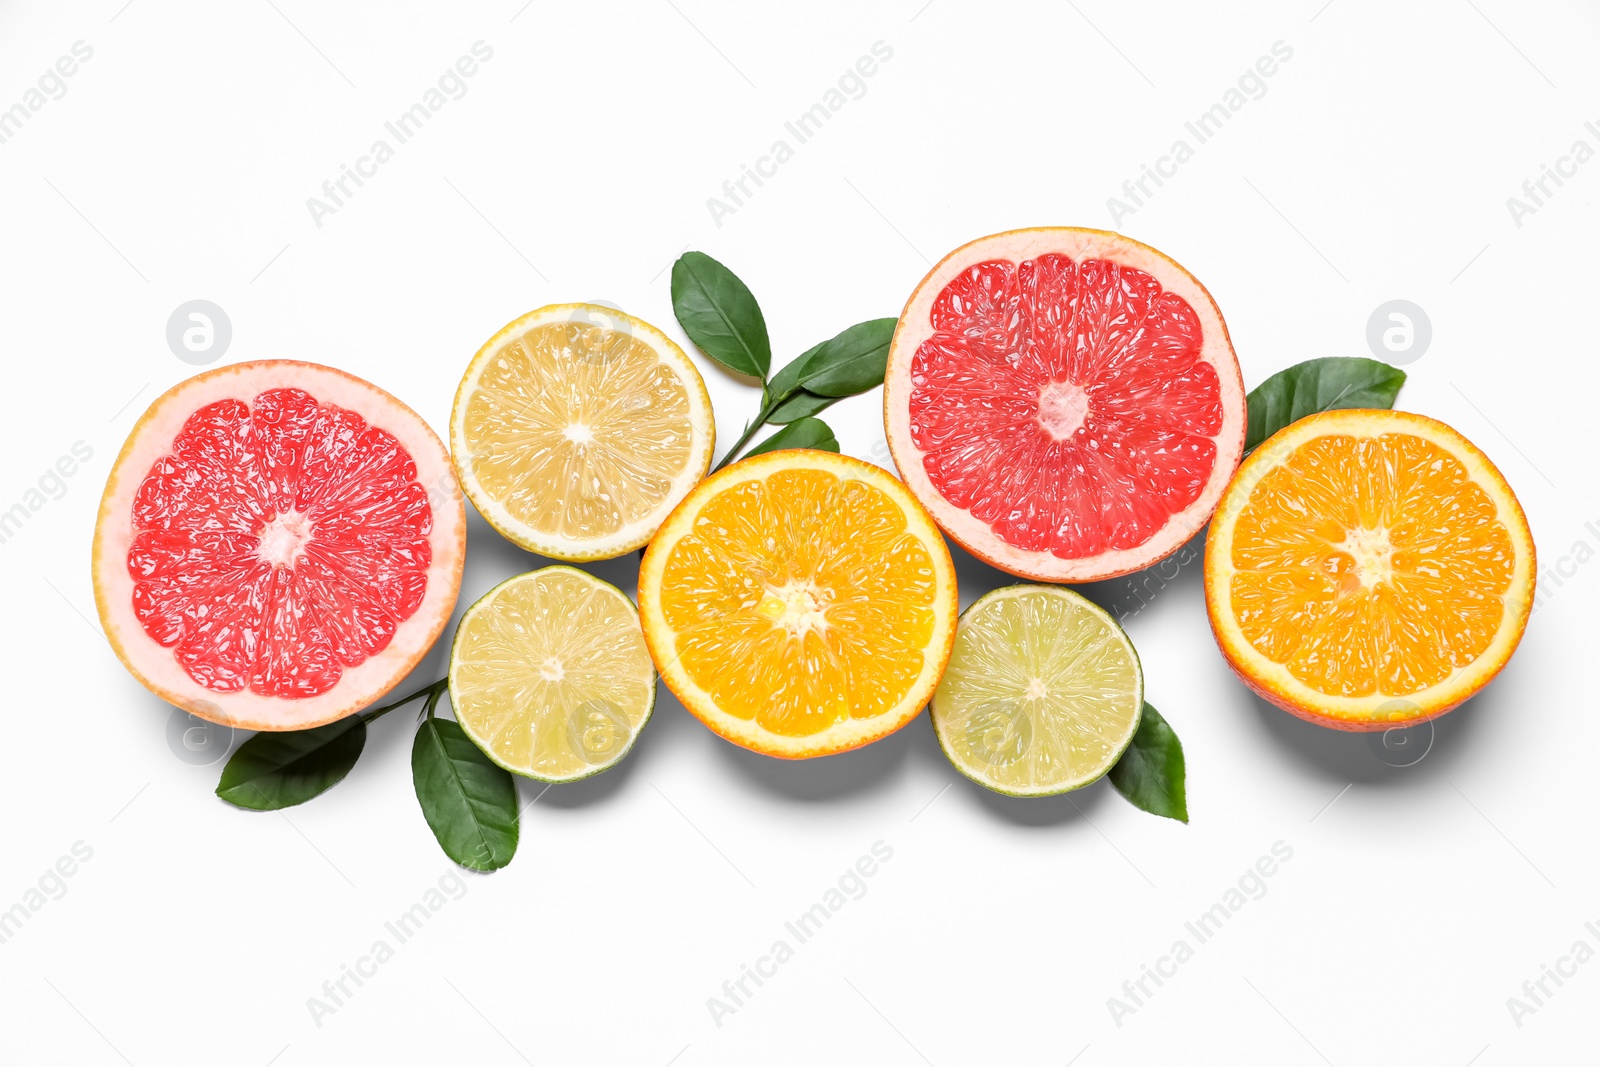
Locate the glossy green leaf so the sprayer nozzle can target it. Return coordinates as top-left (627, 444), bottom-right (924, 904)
top-left (1107, 703), bottom-right (1187, 823)
top-left (766, 389), bottom-right (838, 424)
top-left (216, 716), bottom-right (367, 811)
top-left (1245, 357), bottom-right (1406, 452)
top-left (765, 340), bottom-right (826, 401)
top-left (670, 251), bottom-right (771, 380)
top-left (412, 716), bottom-right (519, 871)
top-left (745, 416), bottom-right (840, 457)
top-left (768, 318), bottom-right (896, 399)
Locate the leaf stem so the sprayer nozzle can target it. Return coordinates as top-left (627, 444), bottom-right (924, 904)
top-left (712, 396), bottom-right (780, 472)
top-left (361, 677), bottom-right (447, 725)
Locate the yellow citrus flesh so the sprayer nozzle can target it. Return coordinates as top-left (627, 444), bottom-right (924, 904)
top-left (449, 567), bottom-right (655, 782)
top-left (638, 450), bottom-right (958, 758)
top-left (932, 586), bottom-right (1143, 796)
top-left (1205, 409), bottom-right (1534, 729)
top-left (451, 305), bottom-right (714, 561)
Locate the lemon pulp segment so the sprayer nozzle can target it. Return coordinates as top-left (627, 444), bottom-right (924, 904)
top-left (461, 321), bottom-right (694, 542)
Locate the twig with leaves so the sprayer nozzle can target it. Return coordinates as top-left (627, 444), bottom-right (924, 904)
top-left (670, 250), bottom-right (897, 470)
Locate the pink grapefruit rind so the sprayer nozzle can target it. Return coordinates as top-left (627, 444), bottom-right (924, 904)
top-left (92, 361), bottom-right (466, 732)
top-left (884, 227), bottom-right (1247, 583)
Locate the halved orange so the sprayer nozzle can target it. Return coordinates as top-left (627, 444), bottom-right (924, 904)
top-left (637, 449), bottom-right (958, 758)
top-left (1205, 408), bottom-right (1535, 730)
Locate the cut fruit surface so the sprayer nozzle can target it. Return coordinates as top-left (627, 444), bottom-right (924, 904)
top-left (92, 361), bottom-right (466, 731)
top-left (884, 228), bottom-right (1246, 582)
top-left (931, 585), bottom-right (1143, 796)
top-left (1205, 408), bottom-right (1535, 729)
top-left (451, 304), bottom-right (714, 561)
top-left (449, 567), bottom-right (655, 782)
top-left (637, 450), bottom-right (958, 759)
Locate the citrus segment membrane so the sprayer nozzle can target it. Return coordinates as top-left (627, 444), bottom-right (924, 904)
top-left (464, 323), bottom-right (690, 539)
top-left (911, 256), bottom-right (1221, 557)
top-left (662, 468), bottom-right (935, 737)
top-left (129, 389), bottom-right (432, 699)
top-left (932, 586), bottom-right (1143, 796)
top-left (1230, 432), bottom-right (1513, 696)
top-left (450, 567), bottom-right (654, 782)
top-left (885, 228), bottom-right (1246, 585)
top-left (1205, 408), bottom-right (1535, 728)
top-left (94, 361), bottom-right (465, 732)
top-left (639, 451), bottom-right (958, 759)
top-left (451, 305), bottom-right (714, 561)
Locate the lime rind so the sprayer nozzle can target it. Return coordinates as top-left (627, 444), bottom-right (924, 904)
top-left (448, 565), bottom-right (656, 784)
top-left (931, 584), bottom-right (1144, 797)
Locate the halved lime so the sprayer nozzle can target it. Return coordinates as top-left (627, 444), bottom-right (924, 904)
top-left (931, 585), bottom-right (1143, 796)
top-left (449, 566), bottom-right (655, 782)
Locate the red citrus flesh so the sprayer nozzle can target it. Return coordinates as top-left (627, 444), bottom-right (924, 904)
top-left (885, 228), bottom-right (1246, 583)
top-left (94, 362), bottom-right (465, 731)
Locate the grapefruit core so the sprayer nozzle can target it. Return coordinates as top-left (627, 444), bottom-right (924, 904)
top-left (884, 228), bottom-right (1247, 583)
top-left (92, 361), bottom-right (466, 732)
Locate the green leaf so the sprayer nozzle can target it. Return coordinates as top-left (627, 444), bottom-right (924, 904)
top-left (765, 340), bottom-right (826, 401)
top-left (1246, 357), bottom-right (1406, 452)
top-left (745, 416), bottom-right (840, 457)
top-left (1108, 703), bottom-right (1187, 823)
top-left (216, 717), bottom-right (367, 811)
top-left (670, 251), bottom-right (771, 380)
top-left (412, 715), bottom-right (519, 871)
top-left (769, 318), bottom-right (896, 399)
top-left (766, 389), bottom-right (838, 424)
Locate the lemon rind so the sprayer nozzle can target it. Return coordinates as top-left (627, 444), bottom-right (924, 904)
top-left (450, 304), bottom-right (715, 562)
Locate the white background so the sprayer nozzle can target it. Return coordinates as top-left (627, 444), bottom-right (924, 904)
top-left (1, 2), bottom-right (1596, 1064)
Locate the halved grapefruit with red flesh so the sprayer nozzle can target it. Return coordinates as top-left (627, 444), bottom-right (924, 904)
top-left (92, 361), bottom-right (466, 731)
top-left (884, 228), bottom-right (1247, 582)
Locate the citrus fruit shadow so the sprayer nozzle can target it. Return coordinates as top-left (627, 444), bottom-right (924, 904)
top-left (361, 507), bottom-right (656, 804)
top-left (943, 536), bottom-right (1018, 610)
top-left (1073, 530), bottom-right (1207, 626)
top-left (463, 508), bottom-right (644, 600)
top-left (708, 705), bottom-right (929, 803)
top-left (943, 745), bottom-right (1122, 828)
top-left (1243, 685), bottom-right (1492, 787)
top-left (528, 690), bottom-right (711, 810)
top-left (935, 540), bottom-right (1148, 826)
top-left (944, 525), bottom-right (1206, 623)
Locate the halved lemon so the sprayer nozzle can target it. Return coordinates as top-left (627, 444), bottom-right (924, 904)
top-left (450, 304), bottom-right (714, 561)
top-left (448, 566), bottom-right (656, 781)
top-left (931, 585), bottom-right (1144, 796)
top-left (637, 450), bottom-right (958, 759)
top-left (1205, 408), bottom-right (1535, 729)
